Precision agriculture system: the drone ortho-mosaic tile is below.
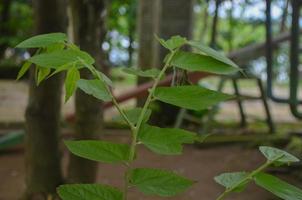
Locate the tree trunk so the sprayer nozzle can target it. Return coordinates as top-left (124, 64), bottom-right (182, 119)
top-left (0, 0), bottom-right (12, 58)
top-left (23, 1), bottom-right (66, 199)
top-left (67, 0), bottom-right (107, 183)
top-left (200, 0), bottom-right (209, 42)
top-left (151, 0), bottom-right (193, 125)
top-left (279, 0), bottom-right (289, 33)
top-left (127, 0), bottom-right (137, 67)
top-left (128, 28), bottom-right (134, 67)
top-left (227, 0), bottom-right (234, 52)
top-left (209, 0), bottom-right (221, 48)
top-left (136, 0), bottom-right (158, 106)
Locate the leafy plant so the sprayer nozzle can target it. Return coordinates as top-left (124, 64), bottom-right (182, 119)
top-left (16, 33), bottom-right (302, 200)
top-left (215, 146), bottom-right (302, 200)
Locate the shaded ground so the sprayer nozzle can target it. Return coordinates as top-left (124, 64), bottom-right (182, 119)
top-left (1, 130), bottom-right (301, 200)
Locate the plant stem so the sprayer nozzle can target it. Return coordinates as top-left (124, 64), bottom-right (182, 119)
top-left (129, 50), bottom-right (177, 161)
top-left (78, 58), bottom-right (135, 130)
top-left (85, 48), bottom-right (177, 200)
top-left (216, 155), bottom-right (284, 200)
top-left (111, 96), bottom-right (135, 131)
top-left (91, 66), bottom-right (135, 131)
top-left (123, 170), bottom-right (129, 200)
top-left (79, 59), bottom-right (137, 200)
top-left (122, 50), bottom-right (177, 200)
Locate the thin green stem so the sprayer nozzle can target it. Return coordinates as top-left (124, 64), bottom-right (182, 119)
top-left (80, 60), bottom-right (135, 131)
top-left (79, 58), bottom-right (137, 200)
top-left (128, 50), bottom-right (177, 162)
top-left (123, 170), bottom-right (129, 200)
top-left (122, 50), bottom-right (177, 200)
top-left (216, 155), bottom-right (284, 200)
top-left (111, 95), bottom-right (135, 131)
top-left (82, 48), bottom-right (177, 200)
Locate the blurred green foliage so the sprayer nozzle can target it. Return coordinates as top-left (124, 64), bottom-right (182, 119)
top-left (107, 0), bottom-right (136, 36)
top-left (106, 0), bottom-right (137, 66)
top-left (0, 0), bottom-right (33, 48)
top-left (0, 0), bottom-right (293, 83)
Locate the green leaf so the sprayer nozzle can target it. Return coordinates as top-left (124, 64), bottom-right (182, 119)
top-left (65, 140), bottom-right (130, 164)
top-left (163, 52), bottom-right (172, 63)
top-left (122, 67), bottom-right (161, 79)
top-left (37, 67), bottom-right (51, 85)
top-left (57, 184), bottom-right (123, 200)
top-left (259, 146), bottom-right (300, 164)
top-left (46, 42), bottom-right (65, 52)
top-left (195, 134), bottom-right (211, 143)
top-left (48, 62), bottom-right (72, 78)
top-left (156, 35), bottom-right (187, 50)
top-left (17, 61), bottom-right (31, 80)
top-left (254, 173), bottom-right (302, 200)
top-left (171, 51), bottom-right (239, 75)
top-left (113, 108), bottom-right (152, 125)
top-left (16, 33), bottom-right (67, 48)
top-left (77, 79), bottom-right (112, 102)
top-left (154, 85), bottom-right (233, 111)
top-left (97, 70), bottom-right (114, 87)
top-left (80, 62), bottom-right (113, 87)
top-left (28, 49), bottom-right (94, 68)
top-left (65, 67), bottom-right (80, 102)
top-left (188, 41), bottom-right (239, 69)
top-left (214, 172), bottom-right (248, 192)
top-left (129, 168), bottom-right (194, 197)
top-left (138, 124), bottom-right (197, 155)
top-left (67, 42), bottom-right (80, 50)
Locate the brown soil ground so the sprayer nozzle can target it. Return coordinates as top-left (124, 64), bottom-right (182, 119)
top-left (1, 130), bottom-right (301, 200)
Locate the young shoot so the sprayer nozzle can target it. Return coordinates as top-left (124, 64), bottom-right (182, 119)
top-left (16, 33), bottom-right (302, 200)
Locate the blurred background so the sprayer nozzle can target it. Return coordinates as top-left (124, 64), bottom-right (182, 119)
top-left (0, 0), bottom-right (301, 200)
